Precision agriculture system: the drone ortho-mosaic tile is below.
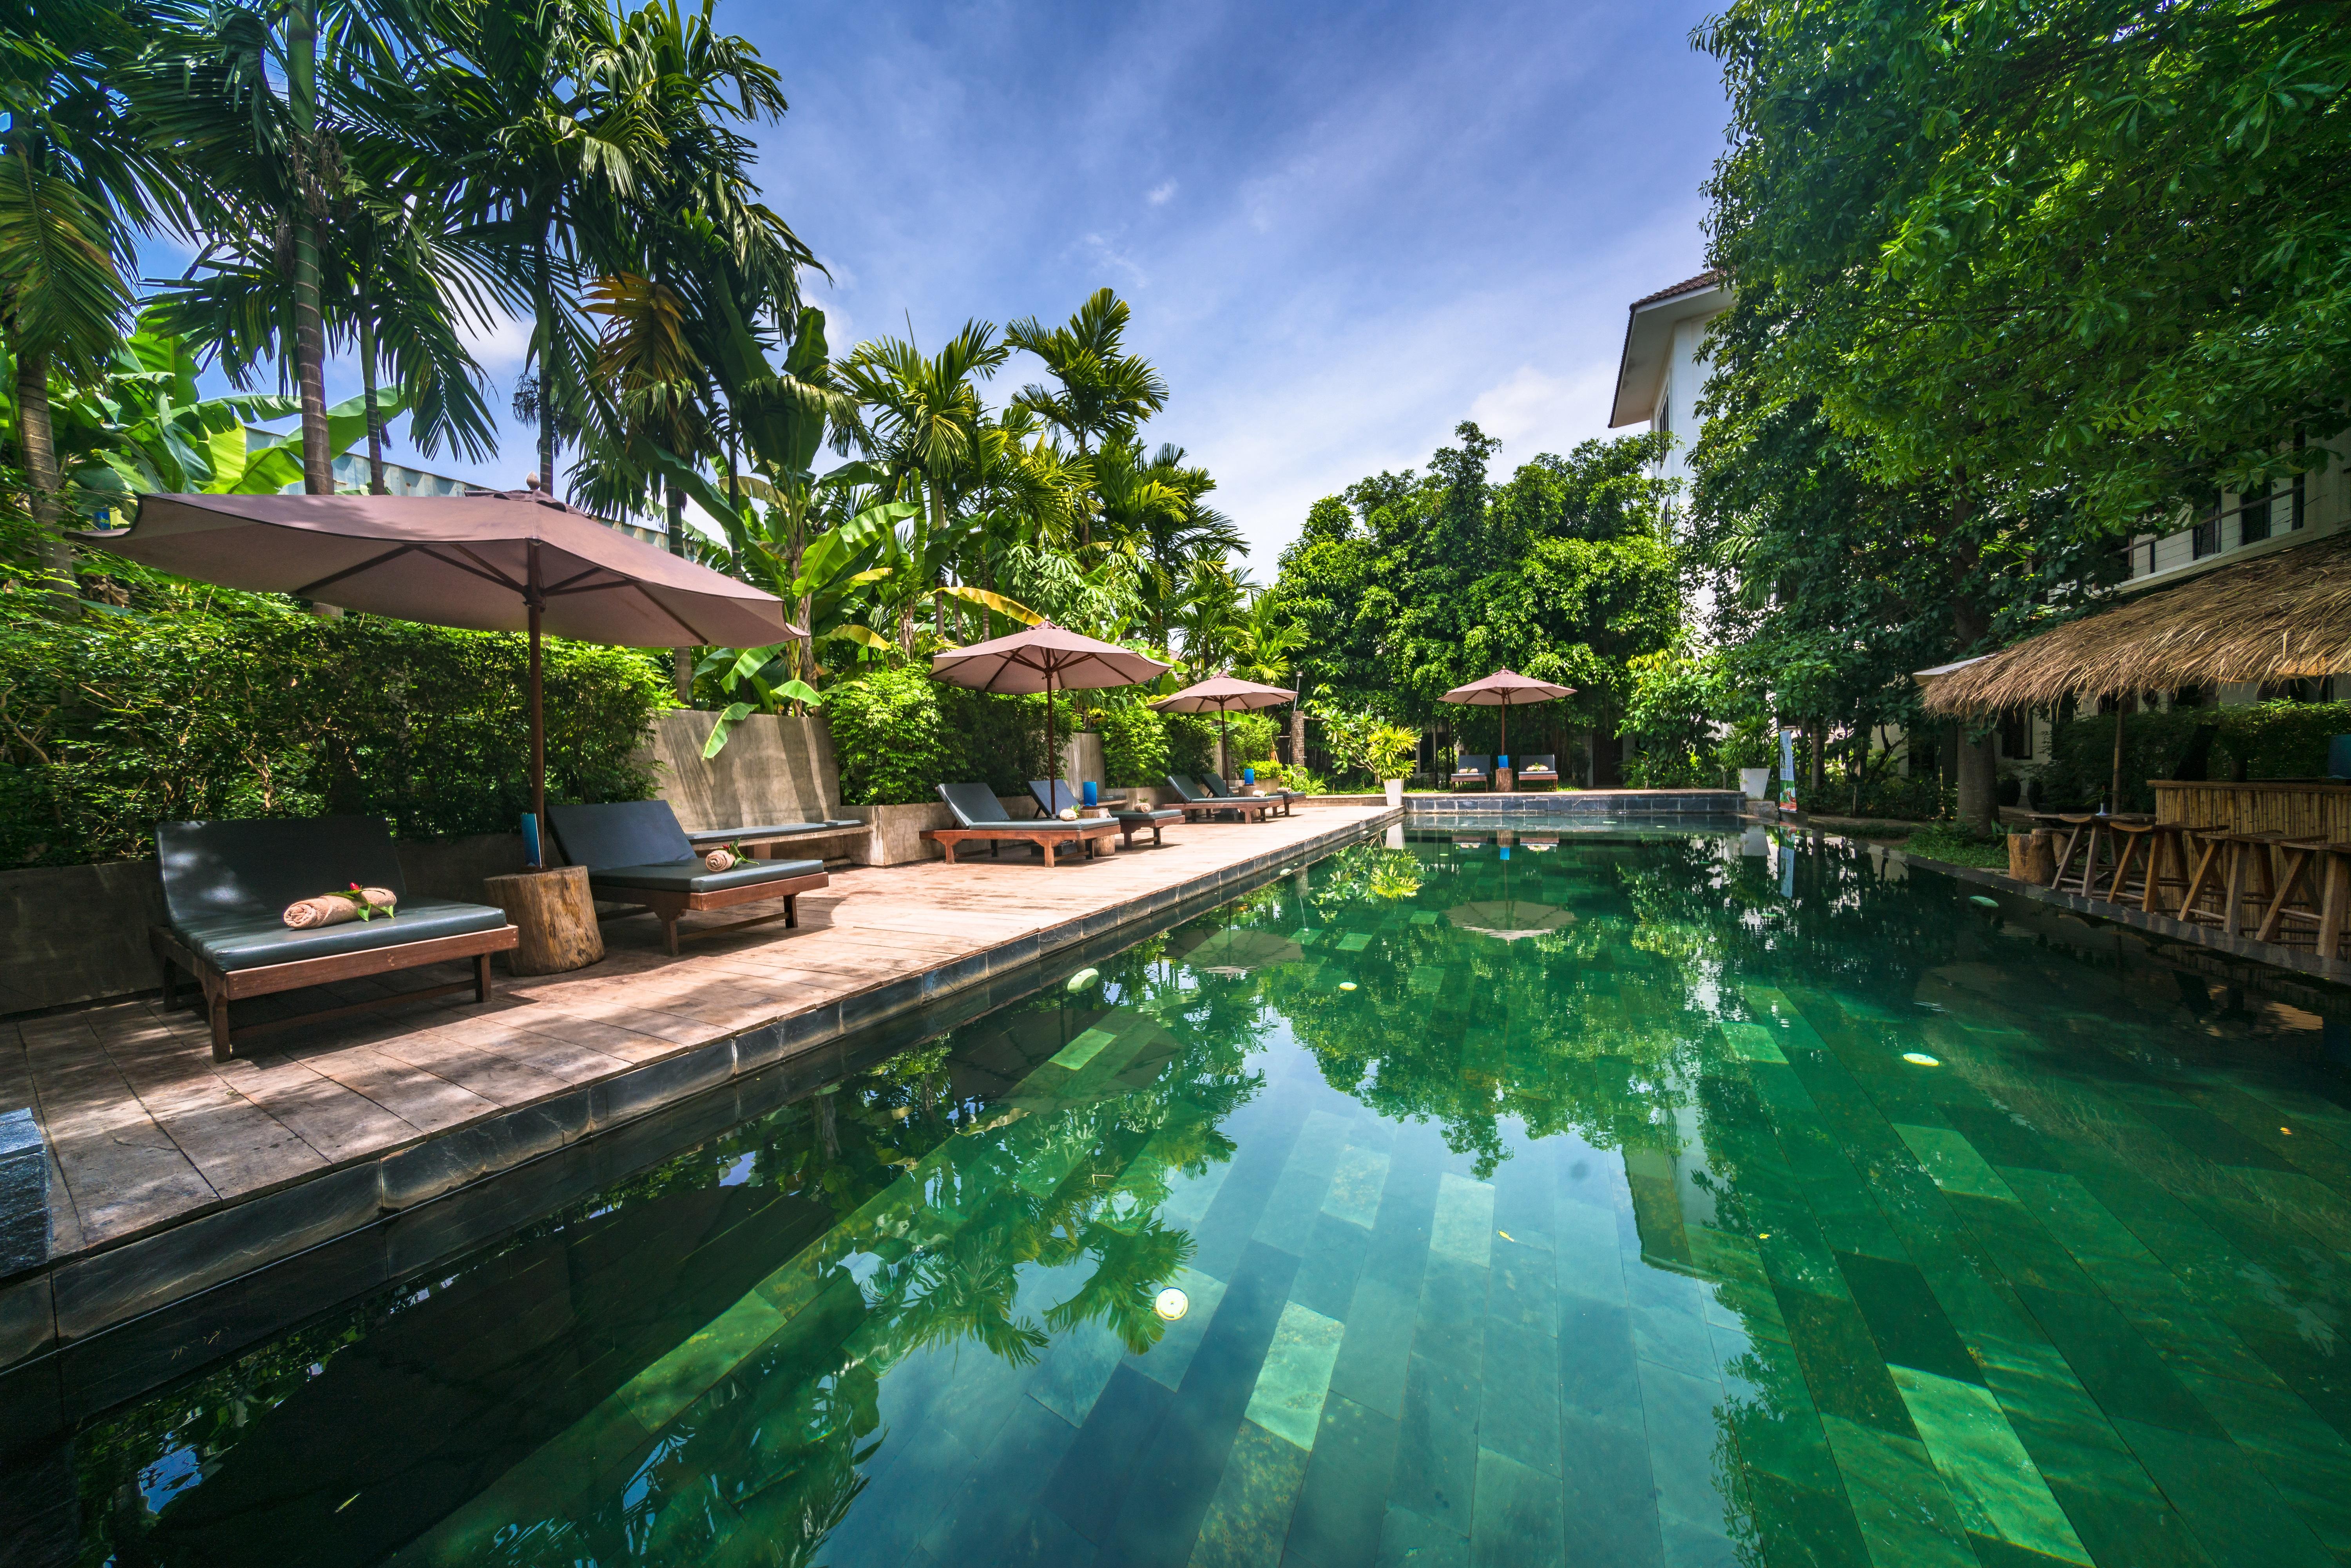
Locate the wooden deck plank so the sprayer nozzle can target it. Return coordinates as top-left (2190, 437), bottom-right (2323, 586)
top-left (14, 806), bottom-right (1387, 1258)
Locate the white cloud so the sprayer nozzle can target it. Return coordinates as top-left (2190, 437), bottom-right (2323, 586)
top-left (1147, 179), bottom-right (1177, 206)
top-left (1080, 232), bottom-right (1150, 288)
top-left (1467, 362), bottom-right (1619, 453)
top-left (460, 310), bottom-right (535, 372)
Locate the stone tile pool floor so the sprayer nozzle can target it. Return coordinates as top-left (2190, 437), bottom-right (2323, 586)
top-left (33, 822), bottom-right (2351, 1567)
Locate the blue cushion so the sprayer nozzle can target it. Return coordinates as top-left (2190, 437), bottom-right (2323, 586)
top-left (589, 858), bottom-right (825, 896)
top-left (683, 819), bottom-right (859, 846)
top-left (547, 800), bottom-right (694, 871)
top-left (180, 899), bottom-right (509, 972)
top-left (157, 816), bottom-right (410, 929)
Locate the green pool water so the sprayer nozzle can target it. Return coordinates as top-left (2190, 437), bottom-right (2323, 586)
top-left (49, 822), bottom-right (2351, 1568)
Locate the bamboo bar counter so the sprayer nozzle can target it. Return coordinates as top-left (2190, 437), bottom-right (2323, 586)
top-left (2150, 779), bottom-right (2351, 842)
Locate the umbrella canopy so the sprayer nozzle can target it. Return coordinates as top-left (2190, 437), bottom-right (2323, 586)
top-left (83, 491), bottom-right (795, 647)
top-left (1438, 668), bottom-right (1575, 757)
top-left (1175, 926), bottom-right (1306, 974)
top-left (1151, 675), bottom-right (1299, 781)
top-left (1447, 900), bottom-right (1576, 942)
top-left (1149, 675), bottom-right (1299, 713)
top-left (930, 621), bottom-right (1170, 792)
top-left (80, 490), bottom-right (797, 862)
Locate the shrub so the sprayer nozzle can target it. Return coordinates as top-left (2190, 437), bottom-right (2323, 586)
top-left (822, 665), bottom-right (1072, 804)
top-left (821, 664), bottom-right (953, 807)
top-left (1165, 713), bottom-right (1217, 778)
top-left (0, 596), bottom-right (671, 868)
top-left (2038, 701), bottom-right (2351, 813)
top-left (1100, 701), bottom-right (1168, 786)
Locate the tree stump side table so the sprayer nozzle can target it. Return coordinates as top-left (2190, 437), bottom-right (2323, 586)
top-left (483, 865), bottom-right (605, 975)
top-left (1494, 767), bottom-right (1516, 794)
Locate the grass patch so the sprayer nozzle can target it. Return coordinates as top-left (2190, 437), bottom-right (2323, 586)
top-left (1902, 824), bottom-right (2012, 869)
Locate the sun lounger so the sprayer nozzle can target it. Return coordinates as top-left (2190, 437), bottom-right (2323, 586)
top-left (1514, 754), bottom-right (1560, 789)
top-left (1449, 754), bottom-right (1492, 790)
top-left (152, 815), bottom-right (520, 1061)
top-left (1165, 775), bottom-right (1277, 822)
top-left (925, 782), bottom-right (1120, 865)
top-left (1030, 780), bottom-right (1184, 848)
top-left (547, 800), bottom-right (827, 956)
top-left (1204, 772), bottom-right (1299, 817)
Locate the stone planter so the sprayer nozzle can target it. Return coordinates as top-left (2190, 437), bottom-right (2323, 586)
top-left (1384, 779), bottom-right (1405, 808)
top-left (1740, 768), bottom-right (1770, 802)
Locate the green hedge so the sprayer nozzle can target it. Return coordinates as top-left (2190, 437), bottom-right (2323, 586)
top-left (1100, 702), bottom-right (1169, 787)
top-left (2040, 701), bottom-right (2351, 812)
top-left (1, 598), bottom-right (672, 868)
top-left (822, 664), bottom-right (1073, 806)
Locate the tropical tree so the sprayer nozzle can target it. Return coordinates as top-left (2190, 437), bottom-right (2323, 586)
top-left (1006, 287), bottom-right (1166, 547)
top-left (1, 0), bottom-right (194, 579)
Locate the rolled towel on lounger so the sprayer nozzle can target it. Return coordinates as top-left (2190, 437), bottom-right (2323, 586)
top-left (704, 849), bottom-right (739, 871)
top-left (281, 886), bottom-right (398, 928)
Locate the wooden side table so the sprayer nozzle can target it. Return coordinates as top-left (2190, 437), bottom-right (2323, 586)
top-left (1494, 768), bottom-right (1515, 793)
top-left (482, 865), bottom-right (605, 975)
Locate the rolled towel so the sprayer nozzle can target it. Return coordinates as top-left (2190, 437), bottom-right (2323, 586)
top-left (704, 849), bottom-right (738, 871)
top-left (281, 886), bottom-right (397, 929)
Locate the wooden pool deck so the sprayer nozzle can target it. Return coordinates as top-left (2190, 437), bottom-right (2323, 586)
top-left (0, 806), bottom-right (1392, 1369)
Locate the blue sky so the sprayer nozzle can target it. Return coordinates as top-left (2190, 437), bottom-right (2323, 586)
top-left (177, 0), bottom-right (1732, 566)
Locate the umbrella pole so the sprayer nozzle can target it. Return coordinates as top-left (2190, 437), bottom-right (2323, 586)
top-left (2108, 699), bottom-right (2125, 813)
top-left (1047, 671), bottom-right (1058, 807)
top-left (529, 600), bottom-right (546, 867)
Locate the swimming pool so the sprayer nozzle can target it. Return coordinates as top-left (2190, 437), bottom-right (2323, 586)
top-left (43, 822), bottom-right (2351, 1567)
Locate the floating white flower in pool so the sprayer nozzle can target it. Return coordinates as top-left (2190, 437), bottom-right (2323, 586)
top-left (1154, 1287), bottom-right (1189, 1321)
top-left (1066, 967), bottom-right (1099, 992)
top-left (1902, 1052), bottom-right (1940, 1066)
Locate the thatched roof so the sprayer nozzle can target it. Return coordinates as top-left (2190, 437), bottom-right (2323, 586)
top-left (1923, 531), bottom-right (2351, 715)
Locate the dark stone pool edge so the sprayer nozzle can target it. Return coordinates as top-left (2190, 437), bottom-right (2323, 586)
top-left (0, 808), bottom-right (1397, 1435)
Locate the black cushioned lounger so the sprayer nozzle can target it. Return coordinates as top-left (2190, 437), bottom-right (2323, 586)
top-left (548, 800), bottom-right (828, 955)
top-left (152, 815), bottom-right (518, 1061)
top-left (1029, 780), bottom-right (1184, 848)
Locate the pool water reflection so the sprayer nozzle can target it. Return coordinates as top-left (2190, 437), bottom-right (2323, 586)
top-left (60, 822), bottom-right (2351, 1568)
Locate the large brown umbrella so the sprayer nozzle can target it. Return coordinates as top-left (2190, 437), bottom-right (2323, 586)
top-left (1439, 668), bottom-right (1575, 759)
top-left (1151, 675), bottom-right (1299, 780)
top-left (79, 490), bottom-right (797, 862)
top-left (929, 622), bottom-right (1170, 795)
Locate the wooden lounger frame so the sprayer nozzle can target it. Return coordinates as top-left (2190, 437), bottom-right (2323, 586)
top-left (593, 869), bottom-right (830, 956)
top-left (923, 820), bottom-right (1122, 866)
top-left (1174, 795), bottom-right (1277, 823)
top-left (154, 922), bottom-right (520, 1063)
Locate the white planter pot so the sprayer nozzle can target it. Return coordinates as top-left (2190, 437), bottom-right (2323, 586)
top-left (1384, 779), bottom-right (1405, 808)
top-left (1740, 768), bottom-right (1770, 802)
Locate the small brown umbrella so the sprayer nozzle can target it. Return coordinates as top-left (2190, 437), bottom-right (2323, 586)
top-left (1439, 668), bottom-right (1575, 761)
top-left (929, 622), bottom-right (1170, 797)
top-left (1150, 675), bottom-right (1299, 781)
top-left (80, 490), bottom-right (797, 862)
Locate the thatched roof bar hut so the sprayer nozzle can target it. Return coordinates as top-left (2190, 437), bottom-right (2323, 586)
top-left (1921, 532), bottom-right (2351, 718)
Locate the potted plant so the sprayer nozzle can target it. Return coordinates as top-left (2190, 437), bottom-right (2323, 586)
top-left (1366, 724), bottom-right (1419, 808)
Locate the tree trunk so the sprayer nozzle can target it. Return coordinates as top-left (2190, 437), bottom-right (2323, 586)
top-left (1290, 705), bottom-right (1306, 771)
top-left (535, 239), bottom-right (557, 493)
top-left (358, 298), bottom-right (388, 494)
top-left (288, 1), bottom-right (331, 495)
top-left (16, 344), bottom-right (73, 600)
top-left (1952, 598), bottom-right (2000, 832)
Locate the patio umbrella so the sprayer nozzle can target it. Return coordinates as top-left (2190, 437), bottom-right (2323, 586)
top-left (1150, 675), bottom-right (1299, 780)
top-left (929, 621), bottom-right (1170, 797)
top-left (79, 490), bottom-right (797, 862)
top-left (1174, 926), bottom-right (1306, 975)
top-left (1447, 850), bottom-right (1574, 941)
top-left (1439, 668), bottom-right (1575, 760)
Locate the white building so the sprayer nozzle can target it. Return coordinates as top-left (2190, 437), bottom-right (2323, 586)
top-left (1607, 269), bottom-right (1730, 506)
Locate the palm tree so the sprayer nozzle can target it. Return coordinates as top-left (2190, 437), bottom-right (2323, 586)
top-left (1006, 288), bottom-right (1166, 547)
top-left (1230, 588), bottom-right (1307, 765)
top-left (1, 0), bottom-right (191, 583)
top-left (839, 320), bottom-right (1010, 649)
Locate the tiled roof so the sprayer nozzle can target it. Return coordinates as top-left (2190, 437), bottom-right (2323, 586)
top-left (1629, 270), bottom-right (1726, 310)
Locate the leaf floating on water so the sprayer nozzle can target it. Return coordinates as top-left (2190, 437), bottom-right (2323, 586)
top-left (1969, 896), bottom-right (2000, 909)
top-left (1066, 967), bottom-right (1099, 992)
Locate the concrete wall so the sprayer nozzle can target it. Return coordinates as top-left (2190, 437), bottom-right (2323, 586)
top-left (645, 710), bottom-right (842, 831)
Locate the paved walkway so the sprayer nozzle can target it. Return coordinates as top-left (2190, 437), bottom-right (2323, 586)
top-left (5, 808), bottom-right (1388, 1281)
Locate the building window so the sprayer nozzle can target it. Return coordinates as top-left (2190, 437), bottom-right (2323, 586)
top-left (2240, 483), bottom-right (2272, 545)
top-left (2190, 504), bottom-right (2220, 558)
top-left (1999, 711), bottom-right (2029, 759)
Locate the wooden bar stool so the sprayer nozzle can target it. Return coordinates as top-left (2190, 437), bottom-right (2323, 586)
top-left (2050, 813), bottom-right (2106, 894)
top-left (2255, 839), bottom-right (2346, 953)
top-left (2138, 823), bottom-right (2199, 915)
top-left (2178, 830), bottom-right (2287, 938)
top-left (2103, 818), bottom-right (2162, 906)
